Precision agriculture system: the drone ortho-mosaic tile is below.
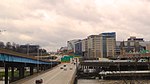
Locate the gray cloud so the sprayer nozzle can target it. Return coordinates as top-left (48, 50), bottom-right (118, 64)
top-left (0, 0), bottom-right (150, 51)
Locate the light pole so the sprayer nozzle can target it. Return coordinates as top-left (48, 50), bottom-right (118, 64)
top-left (0, 30), bottom-right (8, 84)
top-left (0, 30), bottom-right (6, 34)
top-left (37, 46), bottom-right (40, 72)
top-left (27, 44), bottom-right (29, 56)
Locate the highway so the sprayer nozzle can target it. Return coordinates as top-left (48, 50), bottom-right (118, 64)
top-left (10, 63), bottom-right (76, 84)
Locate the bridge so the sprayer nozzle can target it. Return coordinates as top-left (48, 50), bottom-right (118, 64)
top-left (10, 63), bottom-right (77, 84)
top-left (0, 49), bottom-right (60, 84)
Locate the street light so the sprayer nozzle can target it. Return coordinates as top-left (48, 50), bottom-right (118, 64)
top-left (27, 43), bottom-right (33, 56)
top-left (0, 30), bottom-right (6, 35)
top-left (37, 46), bottom-right (40, 72)
top-left (0, 30), bottom-right (6, 32)
top-left (27, 44), bottom-right (29, 56)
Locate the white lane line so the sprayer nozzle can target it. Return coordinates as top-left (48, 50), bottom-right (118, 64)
top-left (44, 70), bottom-right (63, 84)
top-left (22, 64), bottom-right (64, 84)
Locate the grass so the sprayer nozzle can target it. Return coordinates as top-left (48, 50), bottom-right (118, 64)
top-left (0, 71), bottom-right (30, 80)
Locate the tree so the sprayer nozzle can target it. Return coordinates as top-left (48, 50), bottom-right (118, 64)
top-left (5, 42), bottom-right (12, 49)
top-left (15, 44), bottom-right (21, 52)
top-left (12, 42), bottom-right (17, 51)
top-left (0, 41), bottom-right (5, 48)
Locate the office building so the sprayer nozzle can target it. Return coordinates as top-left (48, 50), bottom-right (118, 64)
top-left (81, 39), bottom-right (88, 57)
top-left (86, 32), bottom-right (116, 58)
top-left (100, 32), bottom-right (116, 58)
top-left (75, 40), bottom-right (82, 55)
top-left (67, 39), bottom-right (81, 53)
top-left (87, 35), bottom-right (101, 58)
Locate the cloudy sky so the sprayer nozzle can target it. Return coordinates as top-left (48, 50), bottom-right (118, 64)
top-left (0, 0), bottom-right (150, 51)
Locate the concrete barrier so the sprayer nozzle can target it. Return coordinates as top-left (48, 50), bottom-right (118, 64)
top-left (69, 67), bottom-right (77, 84)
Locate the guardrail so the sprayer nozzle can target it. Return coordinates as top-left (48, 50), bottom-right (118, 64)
top-left (0, 48), bottom-right (52, 63)
top-left (69, 66), bottom-right (77, 84)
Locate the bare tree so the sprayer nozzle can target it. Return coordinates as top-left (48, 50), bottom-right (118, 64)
top-left (0, 41), bottom-right (5, 48)
top-left (5, 42), bottom-right (12, 49)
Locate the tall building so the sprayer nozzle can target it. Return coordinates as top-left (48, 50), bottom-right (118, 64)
top-left (85, 32), bottom-right (116, 58)
top-left (67, 32), bottom-right (116, 58)
top-left (100, 32), bottom-right (116, 58)
top-left (75, 40), bottom-right (82, 55)
top-left (82, 39), bottom-right (88, 58)
top-left (87, 35), bottom-right (101, 58)
top-left (67, 39), bottom-right (81, 53)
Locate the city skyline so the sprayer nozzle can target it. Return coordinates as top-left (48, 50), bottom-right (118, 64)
top-left (0, 0), bottom-right (150, 51)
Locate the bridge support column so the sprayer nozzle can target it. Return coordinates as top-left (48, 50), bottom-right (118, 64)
top-left (19, 66), bottom-right (24, 78)
top-left (37, 66), bottom-right (40, 73)
top-left (40, 65), bottom-right (42, 71)
top-left (30, 67), bottom-right (34, 75)
top-left (5, 64), bottom-right (9, 84)
top-left (5, 65), bottom-right (8, 84)
top-left (43, 65), bottom-right (46, 71)
top-left (11, 66), bottom-right (14, 82)
top-left (148, 64), bottom-right (150, 70)
top-left (40, 66), bottom-right (43, 71)
top-left (41, 65), bottom-right (45, 71)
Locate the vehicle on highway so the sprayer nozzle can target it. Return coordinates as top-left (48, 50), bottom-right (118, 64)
top-left (63, 64), bottom-right (67, 71)
top-left (138, 59), bottom-right (148, 62)
top-left (64, 65), bottom-right (66, 67)
top-left (60, 67), bottom-right (63, 69)
top-left (64, 67), bottom-right (67, 71)
top-left (35, 79), bottom-right (43, 84)
top-left (70, 67), bottom-right (73, 70)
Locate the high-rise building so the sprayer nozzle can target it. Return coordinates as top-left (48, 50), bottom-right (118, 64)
top-left (67, 39), bottom-right (81, 53)
top-left (87, 35), bottom-right (101, 58)
top-left (82, 39), bottom-right (88, 57)
top-left (100, 32), bottom-right (116, 58)
top-left (67, 32), bottom-right (116, 58)
top-left (75, 40), bottom-right (82, 55)
top-left (86, 32), bottom-right (116, 58)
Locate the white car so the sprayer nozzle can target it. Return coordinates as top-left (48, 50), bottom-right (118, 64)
top-left (138, 59), bottom-right (148, 62)
top-left (63, 64), bottom-right (67, 71)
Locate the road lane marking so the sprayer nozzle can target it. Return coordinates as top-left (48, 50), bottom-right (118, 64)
top-left (44, 70), bottom-right (63, 84)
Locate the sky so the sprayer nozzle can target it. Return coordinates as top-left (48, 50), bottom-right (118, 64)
top-left (0, 0), bottom-right (150, 51)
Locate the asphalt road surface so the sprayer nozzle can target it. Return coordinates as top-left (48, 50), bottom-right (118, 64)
top-left (10, 63), bottom-right (76, 84)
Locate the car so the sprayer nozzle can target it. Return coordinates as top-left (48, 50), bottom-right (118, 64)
top-left (64, 67), bottom-right (67, 71)
top-left (60, 67), bottom-right (63, 69)
top-left (35, 79), bottom-right (43, 84)
top-left (138, 59), bottom-right (148, 62)
top-left (64, 65), bottom-right (66, 67)
top-left (70, 67), bottom-right (73, 70)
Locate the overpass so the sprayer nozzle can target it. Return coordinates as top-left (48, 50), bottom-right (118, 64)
top-left (0, 49), bottom-right (60, 84)
top-left (10, 63), bottom-right (77, 84)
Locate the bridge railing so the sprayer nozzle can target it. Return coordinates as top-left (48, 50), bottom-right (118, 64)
top-left (0, 48), bottom-right (54, 63)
